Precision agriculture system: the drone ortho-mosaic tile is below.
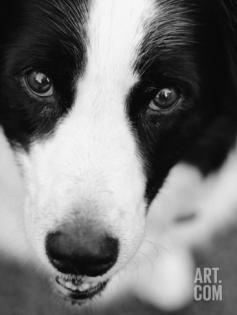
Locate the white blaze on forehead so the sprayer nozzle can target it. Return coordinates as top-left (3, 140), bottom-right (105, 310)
top-left (87, 0), bottom-right (155, 80)
top-left (19, 0), bottom-right (157, 276)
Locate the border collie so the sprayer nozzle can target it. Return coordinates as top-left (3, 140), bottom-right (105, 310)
top-left (0, 0), bottom-right (236, 306)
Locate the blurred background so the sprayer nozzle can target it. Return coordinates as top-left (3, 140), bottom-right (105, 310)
top-left (1, 129), bottom-right (237, 315)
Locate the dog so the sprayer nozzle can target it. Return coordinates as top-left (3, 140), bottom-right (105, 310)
top-left (0, 0), bottom-right (236, 306)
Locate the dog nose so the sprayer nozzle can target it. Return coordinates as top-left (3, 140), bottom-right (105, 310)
top-left (45, 223), bottom-right (119, 277)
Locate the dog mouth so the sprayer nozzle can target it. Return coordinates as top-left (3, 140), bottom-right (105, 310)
top-left (55, 275), bottom-right (108, 302)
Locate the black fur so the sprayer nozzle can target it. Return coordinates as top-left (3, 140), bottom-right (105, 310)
top-left (0, 0), bottom-right (236, 206)
top-left (0, 0), bottom-right (89, 149)
top-left (128, 0), bottom-right (237, 203)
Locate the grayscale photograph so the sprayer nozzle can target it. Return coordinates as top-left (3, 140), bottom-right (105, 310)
top-left (0, 0), bottom-right (236, 314)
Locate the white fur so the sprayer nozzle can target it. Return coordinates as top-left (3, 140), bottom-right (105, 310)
top-left (16, 0), bottom-right (156, 281)
top-left (170, 146), bottom-right (237, 246)
top-left (0, 130), bottom-right (29, 261)
top-left (95, 145), bottom-right (237, 311)
top-left (152, 141), bottom-right (237, 247)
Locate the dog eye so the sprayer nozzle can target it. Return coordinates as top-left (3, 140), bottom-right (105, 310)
top-left (149, 87), bottom-right (182, 113)
top-left (24, 70), bottom-right (54, 98)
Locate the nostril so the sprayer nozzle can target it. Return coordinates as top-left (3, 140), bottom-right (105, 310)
top-left (83, 236), bottom-right (119, 276)
top-left (45, 230), bottom-right (119, 277)
top-left (45, 231), bottom-right (74, 274)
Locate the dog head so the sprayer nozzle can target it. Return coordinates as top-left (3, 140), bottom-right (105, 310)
top-left (0, 0), bottom-right (236, 304)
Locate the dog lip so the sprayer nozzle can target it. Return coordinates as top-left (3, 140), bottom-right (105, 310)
top-left (68, 281), bottom-right (108, 301)
top-left (56, 275), bottom-right (108, 301)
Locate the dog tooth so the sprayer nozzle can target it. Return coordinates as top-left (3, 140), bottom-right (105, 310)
top-left (72, 278), bottom-right (83, 286)
top-left (66, 281), bottom-right (78, 290)
top-left (79, 283), bottom-right (92, 292)
top-left (65, 281), bottom-right (73, 289)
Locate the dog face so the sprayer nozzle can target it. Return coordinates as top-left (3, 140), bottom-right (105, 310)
top-left (0, 0), bottom-right (236, 304)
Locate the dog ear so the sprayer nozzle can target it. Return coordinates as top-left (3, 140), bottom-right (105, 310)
top-left (183, 0), bottom-right (237, 173)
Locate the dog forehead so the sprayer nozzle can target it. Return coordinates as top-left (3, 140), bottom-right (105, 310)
top-left (87, 0), bottom-right (156, 54)
top-left (76, 0), bottom-right (156, 92)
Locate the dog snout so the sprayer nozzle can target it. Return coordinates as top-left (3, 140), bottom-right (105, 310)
top-left (45, 221), bottom-right (119, 277)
